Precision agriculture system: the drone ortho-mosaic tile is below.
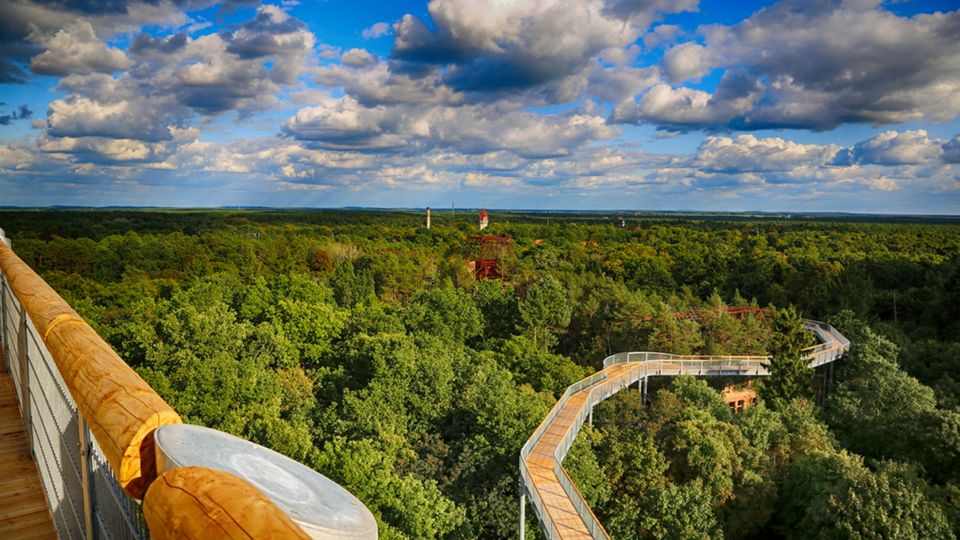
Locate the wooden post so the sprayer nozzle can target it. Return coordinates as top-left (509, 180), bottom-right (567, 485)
top-left (80, 420), bottom-right (96, 540)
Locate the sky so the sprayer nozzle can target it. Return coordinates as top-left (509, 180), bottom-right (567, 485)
top-left (0, 0), bottom-right (958, 213)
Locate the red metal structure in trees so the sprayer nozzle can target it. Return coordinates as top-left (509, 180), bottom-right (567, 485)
top-left (468, 235), bottom-right (512, 280)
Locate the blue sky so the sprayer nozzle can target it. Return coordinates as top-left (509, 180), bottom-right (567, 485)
top-left (0, 0), bottom-right (958, 213)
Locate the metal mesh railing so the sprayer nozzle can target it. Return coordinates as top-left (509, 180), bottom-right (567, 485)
top-left (1, 267), bottom-right (148, 540)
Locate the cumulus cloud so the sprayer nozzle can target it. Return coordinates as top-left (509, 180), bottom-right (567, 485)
top-left (29, 20), bottom-right (128, 75)
top-left (314, 59), bottom-right (459, 107)
top-left (361, 22), bottom-right (390, 40)
top-left (389, 0), bottom-right (692, 96)
top-left (44, 74), bottom-right (185, 141)
top-left (0, 0), bottom-right (194, 82)
top-left (42, 4), bottom-right (316, 141)
top-left (163, 6), bottom-right (315, 113)
top-left (21, 3), bottom-right (320, 183)
top-left (341, 48), bottom-right (376, 68)
top-left (282, 95), bottom-right (616, 158)
top-left (662, 42), bottom-right (714, 83)
top-left (695, 134), bottom-right (840, 174)
top-left (621, 1), bottom-right (960, 130)
top-left (833, 130), bottom-right (944, 166)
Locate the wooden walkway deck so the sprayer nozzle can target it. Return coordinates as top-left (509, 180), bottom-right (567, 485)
top-left (0, 350), bottom-right (57, 540)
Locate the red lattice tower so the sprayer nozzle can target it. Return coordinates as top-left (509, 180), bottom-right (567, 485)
top-left (468, 235), bottom-right (512, 280)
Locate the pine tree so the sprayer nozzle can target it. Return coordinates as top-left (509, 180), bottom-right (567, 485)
top-left (761, 305), bottom-right (812, 407)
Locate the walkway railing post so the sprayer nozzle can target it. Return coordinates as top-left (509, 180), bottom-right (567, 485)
top-left (80, 419), bottom-right (97, 539)
top-left (519, 490), bottom-right (526, 540)
top-left (1, 277), bottom-right (6, 373)
top-left (18, 299), bottom-right (32, 457)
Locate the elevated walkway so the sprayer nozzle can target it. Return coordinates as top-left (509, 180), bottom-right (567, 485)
top-left (519, 315), bottom-right (850, 539)
top-left (0, 354), bottom-right (56, 540)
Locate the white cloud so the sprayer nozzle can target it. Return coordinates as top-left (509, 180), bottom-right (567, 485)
top-left (390, 0), bottom-right (690, 95)
top-left (648, 2), bottom-right (960, 129)
top-left (29, 20), bottom-right (129, 76)
top-left (662, 42), bottom-right (714, 83)
top-left (282, 96), bottom-right (616, 157)
top-left (695, 134), bottom-right (840, 173)
top-left (341, 48), bottom-right (376, 68)
top-left (834, 130), bottom-right (945, 165)
top-left (361, 22), bottom-right (390, 40)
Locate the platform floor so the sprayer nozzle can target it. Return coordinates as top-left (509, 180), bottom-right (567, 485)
top-left (0, 351), bottom-right (57, 539)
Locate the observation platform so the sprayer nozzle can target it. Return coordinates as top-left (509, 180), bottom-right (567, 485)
top-left (519, 313), bottom-right (850, 540)
top-left (0, 353), bottom-right (56, 539)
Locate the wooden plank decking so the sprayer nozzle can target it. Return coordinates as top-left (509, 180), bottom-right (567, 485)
top-left (0, 348), bottom-right (57, 540)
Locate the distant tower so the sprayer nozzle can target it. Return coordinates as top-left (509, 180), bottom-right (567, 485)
top-left (479, 209), bottom-right (489, 230)
top-left (426, 207), bottom-right (431, 229)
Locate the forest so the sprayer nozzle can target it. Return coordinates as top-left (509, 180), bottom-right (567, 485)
top-left (1, 208), bottom-right (959, 539)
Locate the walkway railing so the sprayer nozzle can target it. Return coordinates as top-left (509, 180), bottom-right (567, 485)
top-left (1, 265), bottom-right (148, 539)
top-left (0, 228), bottom-right (377, 539)
top-left (519, 314), bottom-right (850, 540)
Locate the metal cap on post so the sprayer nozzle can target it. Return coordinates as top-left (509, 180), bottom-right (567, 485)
top-left (154, 424), bottom-right (378, 539)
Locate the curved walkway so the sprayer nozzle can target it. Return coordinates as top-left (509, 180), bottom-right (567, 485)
top-left (519, 316), bottom-right (850, 540)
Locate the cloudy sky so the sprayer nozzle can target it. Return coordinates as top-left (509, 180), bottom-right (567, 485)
top-left (0, 0), bottom-right (958, 212)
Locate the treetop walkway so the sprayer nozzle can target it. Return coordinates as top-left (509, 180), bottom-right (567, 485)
top-left (519, 309), bottom-right (850, 539)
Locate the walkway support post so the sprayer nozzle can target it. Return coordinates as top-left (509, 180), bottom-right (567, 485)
top-left (80, 420), bottom-right (96, 540)
top-left (519, 491), bottom-right (526, 540)
top-left (1, 278), bottom-right (6, 373)
top-left (18, 299), bottom-right (31, 457)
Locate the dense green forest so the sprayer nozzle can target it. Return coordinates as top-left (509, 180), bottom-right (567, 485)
top-left (2, 209), bottom-right (959, 539)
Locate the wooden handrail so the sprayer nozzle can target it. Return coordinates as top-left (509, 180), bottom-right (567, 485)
top-left (143, 466), bottom-right (310, 540)
top-left (0, 242), bottom-right (181, 499)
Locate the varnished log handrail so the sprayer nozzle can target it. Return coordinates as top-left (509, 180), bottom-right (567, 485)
top-left (143, 466), bottom-right (311, 540)
top-left (0, 241), bottom-right (181, 499)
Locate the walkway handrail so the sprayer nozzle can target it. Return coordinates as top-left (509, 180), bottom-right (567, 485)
top-left (0, 238), bottom-right (181, 499)
top-left (0, 230), bottom-right (331, 539)
top-left (520, 314), bottom-right (850, 540)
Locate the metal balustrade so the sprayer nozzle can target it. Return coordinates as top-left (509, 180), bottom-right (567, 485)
top-left (519, 315), bottom-right (851, 540)
top-left (1, 268), bottom-right (148, 540)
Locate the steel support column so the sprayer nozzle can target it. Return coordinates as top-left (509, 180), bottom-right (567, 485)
top-left (1, 276), bottom-right (6, 373)
top-left (19, 301), bottom-right (32, 457)
top-left (80, 420), bottom-right (97, 539)
top-left (519, 491), bottom-right (526, 540)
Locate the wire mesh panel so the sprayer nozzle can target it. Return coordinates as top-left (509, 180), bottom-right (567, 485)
top-left (26, 316), bottom-right (86, 539)
top-left (2, 276), bottom-right (24, 405)
top-left (91, 440), bottom-right (149, 540)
